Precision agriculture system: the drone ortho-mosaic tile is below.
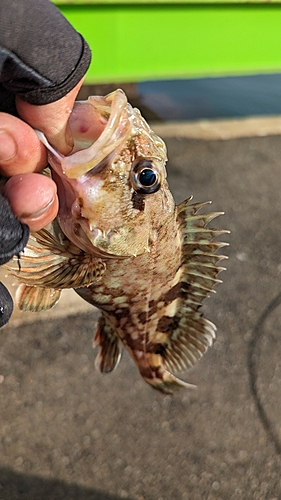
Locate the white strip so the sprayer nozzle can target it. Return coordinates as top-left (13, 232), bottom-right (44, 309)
top-left (151, 115), bottom-right (281, 141)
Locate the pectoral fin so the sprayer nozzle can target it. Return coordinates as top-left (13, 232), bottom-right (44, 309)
top-left (7, 228), bottom-right (106, 290)
top-left (16, 284), bottom-right (61, 312)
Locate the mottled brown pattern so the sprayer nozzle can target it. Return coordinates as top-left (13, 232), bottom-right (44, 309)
top-left (131, 192), bottom-right (145, 212)
top-left (123, 332), bottom-right (146, 351)
top-left (8, 90), bottom-right (227, 394)
top-left (164, 282), bottom-right (184, 304)
top-left (147, 301), bottom-right (158, 317)
top-left (138, 311), bottom-right (148, 324)
top-left (114, 308), bottom-right (130, 321)
top-left (157, 315), bottom-right (179, 333)
top-left (115, 144), bottom-right (133, 170)
top-left (134, 133), bottom-right (156, 158)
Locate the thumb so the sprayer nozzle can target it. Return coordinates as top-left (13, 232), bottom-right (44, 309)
top-left (16, 77), bottom-right (85, 155)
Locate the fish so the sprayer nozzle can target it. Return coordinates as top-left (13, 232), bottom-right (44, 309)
top-left (7, 89), bottom-right (228, 394)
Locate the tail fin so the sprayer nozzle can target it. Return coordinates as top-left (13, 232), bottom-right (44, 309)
top-left (136, 352), bottom-right (196, 394)
top-left (143, 368), bottom-right (196, 395)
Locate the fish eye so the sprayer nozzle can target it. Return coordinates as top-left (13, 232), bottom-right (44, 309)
top-left (131, 160), bottom-right (161, 194)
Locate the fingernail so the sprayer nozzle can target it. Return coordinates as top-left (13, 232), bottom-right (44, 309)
top-left (20, 197), bottom-right (55, 219)
top-left (19, 195), bottom-right (59, 232)
top-left (0, 130), bottom-right (17, 161)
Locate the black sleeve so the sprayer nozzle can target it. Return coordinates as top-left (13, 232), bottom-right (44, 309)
top-left (0, 195), bottom-right (30, 328)
top-left (0, 0), bottom-right (91, 110)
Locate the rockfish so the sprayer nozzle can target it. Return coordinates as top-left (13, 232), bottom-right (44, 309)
top-left (8, 89), bottom-right (228, 394)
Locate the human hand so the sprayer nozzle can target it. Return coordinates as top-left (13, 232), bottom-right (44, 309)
top-left (0, 78), bottom-right (84, 232)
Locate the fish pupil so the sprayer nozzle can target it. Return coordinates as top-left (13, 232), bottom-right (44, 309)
top-left (139, 168), bottom-right (157, 187)
top-left (131, 159), bottom-right (161, 194)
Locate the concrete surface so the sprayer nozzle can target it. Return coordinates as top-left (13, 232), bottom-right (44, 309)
top-left (1, 126), bottom-right (281, 499)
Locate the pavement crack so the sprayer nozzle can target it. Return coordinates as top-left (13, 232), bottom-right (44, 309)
top-left (248, 289), bottom-right (281, 455)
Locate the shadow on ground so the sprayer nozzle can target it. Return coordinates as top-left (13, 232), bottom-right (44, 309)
top-left (0, 467), bottom-right (130, 500)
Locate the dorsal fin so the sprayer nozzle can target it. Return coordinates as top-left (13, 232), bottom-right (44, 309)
top-left (142, 198), bottom-right (229, 392)
top-left (177, 198), bottom-right (229, 304)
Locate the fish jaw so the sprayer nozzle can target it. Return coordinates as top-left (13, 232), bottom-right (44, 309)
top-left (37, 89), bottom-right (170, 258)
top-left (42, 89), bottom-right (131, 179)
top-left (51, 161), bottom-right (171, 258)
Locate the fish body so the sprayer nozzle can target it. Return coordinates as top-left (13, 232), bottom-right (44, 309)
top-left (8, 90), bottom-right (228, 394)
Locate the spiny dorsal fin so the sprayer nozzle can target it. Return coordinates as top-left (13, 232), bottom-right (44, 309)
top-left (145, 198), bottom-right (229, 390)
top-left (177, 198), bottom-right (229, 303)
top-left (93, 314), bottom-right (122, 373)
top-left (7, 228), bottom-right (106, 290)
top-left (15, 284), bottom-right (61, 312)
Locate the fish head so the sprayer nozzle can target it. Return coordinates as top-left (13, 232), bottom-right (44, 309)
top-left (38, 89), bottom-right (175, 258)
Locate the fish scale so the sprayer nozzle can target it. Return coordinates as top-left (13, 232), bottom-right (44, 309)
top-left (6, 89), bottom-right (229, 394)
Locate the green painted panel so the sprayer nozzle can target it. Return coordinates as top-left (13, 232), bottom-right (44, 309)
top-left (55, 1), bottom-right (281, 4)
top-left (56, 4), bottom-right (281, 82)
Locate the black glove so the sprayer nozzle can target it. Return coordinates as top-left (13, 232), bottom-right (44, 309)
top-left (0, 194), bottom-right (29, 327)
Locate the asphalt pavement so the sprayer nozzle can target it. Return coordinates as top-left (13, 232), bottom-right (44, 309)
top-left (1, 122), bottom-right (281, 499)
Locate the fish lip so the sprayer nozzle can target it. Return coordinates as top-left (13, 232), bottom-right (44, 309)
top-left (35, 89), bottom-right (131, 180)
top-left (62, 90), bottom-right (131, 179)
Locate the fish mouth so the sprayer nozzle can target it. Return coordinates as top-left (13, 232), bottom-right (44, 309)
top-left (60, 89), bottom-right (132, 179)
top-left (35, 89), bottom-right (132, 181)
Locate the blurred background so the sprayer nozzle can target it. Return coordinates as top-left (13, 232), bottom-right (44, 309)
top-left (2, 1), bottom-right (281, 499)
top-left (58, 1), bottom-right (281, 123)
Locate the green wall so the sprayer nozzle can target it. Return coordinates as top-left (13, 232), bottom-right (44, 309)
top-left (54, 2), bottom-right (281, 83)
